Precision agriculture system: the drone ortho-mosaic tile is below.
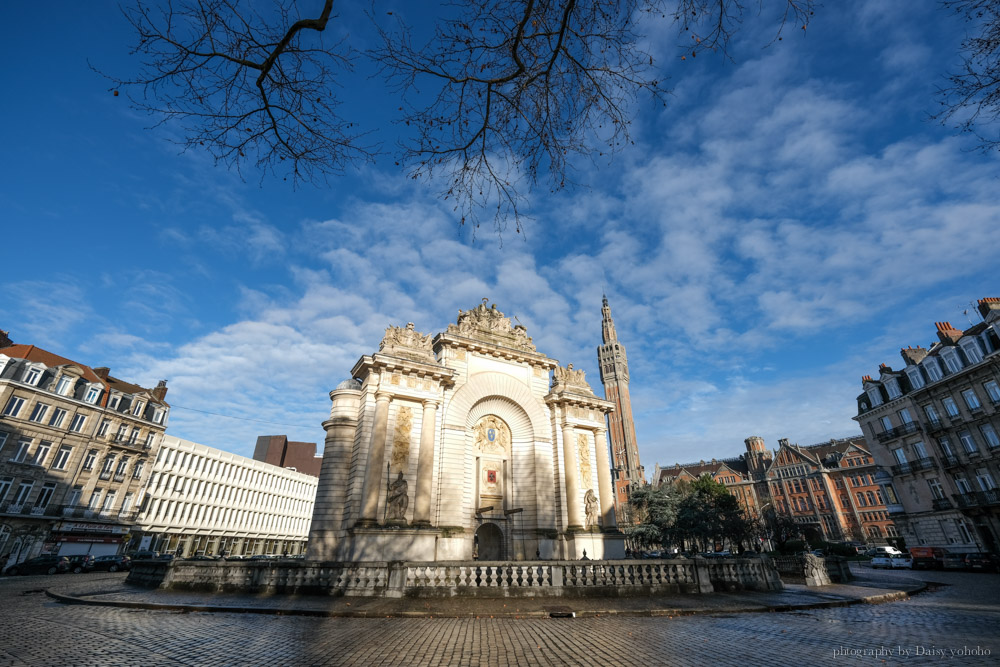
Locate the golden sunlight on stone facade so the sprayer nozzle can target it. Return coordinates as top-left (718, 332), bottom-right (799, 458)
top-left (307, 300), bottom-right (624, 562)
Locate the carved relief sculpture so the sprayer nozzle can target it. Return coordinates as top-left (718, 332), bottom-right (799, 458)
top-left (389, 406), bottom-right (413, 473)
top-left (379, 322), bottom-right (436, 362)
top-left (386, 472), bottom-right (409, 521)
top-left (473, 415), bottom-right (511, 455)
top-left (447, 299), bottom-right (537, 352)
top-left (577, 433), bottom-right (593, 489)
top-left (552, 363), bottom-right (595, 395)
top-left (584, 489), bottom-right (599, 528)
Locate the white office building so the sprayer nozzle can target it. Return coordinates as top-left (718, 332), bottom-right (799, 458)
top-left (135, 435), bottom-right (317, 557)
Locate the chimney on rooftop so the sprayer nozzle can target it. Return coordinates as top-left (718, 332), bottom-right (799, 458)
top-left (978, 297), bottom-right (1000, 323)
top-left (0, 329), bottom-right (12, 348)
top-left (152, 380), bottom-right (168, 401)
top-left (935, 322), bottom-right (963, 345)
top-left (93, 367), bottom-right (110, 380)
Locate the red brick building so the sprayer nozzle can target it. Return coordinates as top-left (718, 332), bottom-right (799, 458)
top-left (253, 435), bottom-right (322, 478)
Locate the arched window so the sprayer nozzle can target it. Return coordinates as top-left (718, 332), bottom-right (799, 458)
top-left (867, 491), bottom-right (876, 506)
top-left (868, 525), bottom-right (882, 537)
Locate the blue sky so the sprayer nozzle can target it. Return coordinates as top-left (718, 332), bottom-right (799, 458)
top-left (1, 1), bottom-right (997, 471)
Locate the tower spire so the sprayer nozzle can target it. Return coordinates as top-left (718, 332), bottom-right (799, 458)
top-left (597, 296), bottom-right (642, 523)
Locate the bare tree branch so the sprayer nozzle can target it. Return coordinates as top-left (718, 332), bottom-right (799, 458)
top-left (96, 0), bottom-right (374, 185)
top-left (936, 0), bottom-right (1000, 151)
top-left (100, 0), bottom-right (814, 236)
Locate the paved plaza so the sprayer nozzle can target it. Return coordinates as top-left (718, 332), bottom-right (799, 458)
top-left (0, 566), bottom-right (997, 666)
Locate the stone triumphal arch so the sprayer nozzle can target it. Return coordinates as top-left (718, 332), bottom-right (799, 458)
top-left (307, 301), bottom-right (624, 562)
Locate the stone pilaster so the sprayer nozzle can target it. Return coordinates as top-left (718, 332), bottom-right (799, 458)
top-left (412, 399), bottom-right (439, 526)
top-left (357, 391), bottom-right (392, 526)
top-left (593, 427), bottom-right (617, 530)
top-left (561, 419), bottom-right (584, 530)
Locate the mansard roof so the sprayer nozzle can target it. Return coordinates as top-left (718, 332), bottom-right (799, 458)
top-left (0, 344), bottom-right (103, 384)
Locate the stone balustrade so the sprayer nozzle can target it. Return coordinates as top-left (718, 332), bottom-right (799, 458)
top-left (128, 556), bottom-right (783, 598)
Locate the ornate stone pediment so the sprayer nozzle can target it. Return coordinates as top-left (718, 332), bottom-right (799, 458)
top-left (446, 299), bottom-right (537, 352)
top-left (551, 363), bottom-right (594, 395)
top-left (379, 322), bottom-right (435, 362)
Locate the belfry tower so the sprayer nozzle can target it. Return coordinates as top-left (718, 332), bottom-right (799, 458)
top-left (597, 296), bottom-right (644, 521)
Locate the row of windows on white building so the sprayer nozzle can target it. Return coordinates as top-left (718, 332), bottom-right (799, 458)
top-left (153, 446), bottom-right (313, 501)
top-left (142, 497), bottom-right (310, 537)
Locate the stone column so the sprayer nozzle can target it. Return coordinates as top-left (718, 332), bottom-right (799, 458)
top-left (593, 427), bottom-right (617, 530)
top-left (561, 418), bottom-right (584, 529)
top-left (412, 399), bottom-right (439, 527)
top-left (357, 391), bottom-right (392, 526)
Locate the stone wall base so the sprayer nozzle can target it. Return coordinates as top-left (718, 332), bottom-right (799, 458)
top-left (127, 556), bottom-right (783, 598)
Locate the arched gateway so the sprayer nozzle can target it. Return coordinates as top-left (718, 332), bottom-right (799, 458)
top-left (307, 301), bottom-right (624, 562)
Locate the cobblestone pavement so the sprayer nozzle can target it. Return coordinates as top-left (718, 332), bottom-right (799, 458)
top-left (0, 566), bottom-right (997, 666)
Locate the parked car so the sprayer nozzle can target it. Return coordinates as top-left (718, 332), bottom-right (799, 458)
top-left (865, 546), bottom-right (902, 558)
top-left (91, 555), bottom-right (131, 572)
top-left (845, 542), bottom-right (866, 555)
top-left (963, 553), bottom-right (999, 573)
top-left (4, 555), bottom-right (70, 576)
top-left (908, 547), bottom-right (947, 570)
top-left (63, 554), bottom-right (96, 574)
top-left (871, 554), bottom-right (912, 569)
top-left (128, 550), bottom-right (159, 561)
top-left (940, 551), bottom-right (968, 570)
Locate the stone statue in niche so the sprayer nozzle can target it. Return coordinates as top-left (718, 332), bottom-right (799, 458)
top-left (577, 433), bottom-right (593, 489)
top-left (389, 406), bottom-right (413, 473)
top-left (584, 489), bottom-right (599, 528)
top-left (386, 472), bottom-right (409, 521)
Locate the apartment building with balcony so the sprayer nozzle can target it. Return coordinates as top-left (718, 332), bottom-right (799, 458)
top-left (0, 336), bottom-right (168, 566)
top-left (854, 297), bottom-right (1000, 554)
top-left (135, 435), bottom-right (317, 558)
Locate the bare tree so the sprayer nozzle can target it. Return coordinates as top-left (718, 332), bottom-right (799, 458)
top-left (937, 1), bottom-right (1000, 151)
top-left (101, 0), bottom-right (813, 234)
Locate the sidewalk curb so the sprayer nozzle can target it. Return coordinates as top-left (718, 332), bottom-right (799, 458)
top-left (45, 581), bottom-right (924, 619)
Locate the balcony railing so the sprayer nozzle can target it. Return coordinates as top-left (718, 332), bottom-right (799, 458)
top-left (98, 470), bottom-right (112, 481)
top-left (58, 505), bottom-right (139, 523)
top-left (877, 421), bottom-right (920, 442)
top-left (932, 497), bottom-right (952, 511)
top-left (953, 490), bottom-right (1000, 509)
top-left (940, 453), bottom-right (962, 468)
top-left (925, 418), bottom-right (947, 433)
top-left (113, 474), bottom-right (126, 482)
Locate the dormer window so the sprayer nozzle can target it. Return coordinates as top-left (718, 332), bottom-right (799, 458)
top-left (132, 400), bottom-right (145, 417)
top-left (23, 366), bottom-right (42, 386)
top-left (109, 395), bottom-right (121, 410)
top-left (924, 357), bottom-right (943, 382)
top-left (153, 408), bottom-right (165, 425)
top-left (905, 368), bottom-right (925, 390)
top-left (866, 387), bottom-right (883, 407)
top-left (84, 385), bottom-right (101, 404)
top-left (942, 349), bottom-right (963, 374)
top-left (885, 378), bottom-right (902, 400)
top-left (960, 339), bottom-right (983, 364)
top-left (54, 376), bottom-right (73, 396)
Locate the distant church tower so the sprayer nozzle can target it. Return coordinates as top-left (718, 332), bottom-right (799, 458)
top-left (597, 296), bottom-right (644, 520)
